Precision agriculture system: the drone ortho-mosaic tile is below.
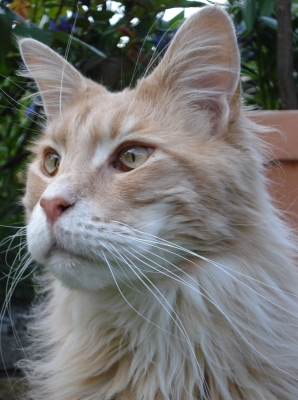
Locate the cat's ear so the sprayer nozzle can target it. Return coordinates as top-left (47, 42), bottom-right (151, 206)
top-left (150, 6), bottom-right (241, 133)
top-left (19, 38), bottom-right (88, 120)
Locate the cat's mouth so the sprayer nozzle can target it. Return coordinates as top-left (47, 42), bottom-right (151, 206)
top-left (48, 242), bottom-right (88, 261)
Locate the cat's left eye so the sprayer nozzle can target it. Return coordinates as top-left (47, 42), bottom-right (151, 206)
top-left (113, 145), bottom-right (153, 172)
top-left (44, 152), bottom-right (61, 176)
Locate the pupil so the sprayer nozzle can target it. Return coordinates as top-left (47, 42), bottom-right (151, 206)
top-left (131, 151), bottom-right (135, 163)
top-left (50, 154), bottom-right (59, 169)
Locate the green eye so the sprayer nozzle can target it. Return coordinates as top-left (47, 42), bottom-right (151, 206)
top-left (114, 145), bottom-right (153, 172)
top-left (44, 152), bottom-right (60, 176)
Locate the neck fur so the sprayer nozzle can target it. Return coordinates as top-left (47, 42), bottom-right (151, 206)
top-left (25, 223), bottom-right (298, 400)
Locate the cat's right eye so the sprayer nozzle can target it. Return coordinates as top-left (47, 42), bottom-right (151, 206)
top-left (44, 152), bottom-right (61, 176)
top-left (113, 145), bottom-right (153, 172)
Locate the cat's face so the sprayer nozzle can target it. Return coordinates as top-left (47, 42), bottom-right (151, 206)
top-left (21, 6), bottom-right (259, 291)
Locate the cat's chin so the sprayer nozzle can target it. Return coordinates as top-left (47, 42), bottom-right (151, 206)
top-left (44, 249), bottom-right (116, 291)
top-left (26, 205), bottom-right (111, 290)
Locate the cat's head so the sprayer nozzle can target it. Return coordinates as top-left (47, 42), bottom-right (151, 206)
top-left (20, 6), bottom-right (263, 291)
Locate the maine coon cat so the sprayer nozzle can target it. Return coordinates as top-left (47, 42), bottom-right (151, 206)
top-left (17, 5), bottom-right (298, 400)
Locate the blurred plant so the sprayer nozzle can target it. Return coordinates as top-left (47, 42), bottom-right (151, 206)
top-left (227, 0), bottom-right (298, 109)
top-left (8, 0), bottom-right (31, 19)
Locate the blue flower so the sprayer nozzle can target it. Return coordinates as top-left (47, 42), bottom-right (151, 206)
top-left (153, 28), bottom-right (178, 54)
top-left (49, 16), bottom-right (73, 33)
top-left (25, 97), bottom-right (40, 118)
top-left (48, 20), bottom-right (58, 31)
top-left (25, 102), bottom-right (36, 118)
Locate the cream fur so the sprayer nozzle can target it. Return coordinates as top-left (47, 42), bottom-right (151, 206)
top-left (18, 6), bottom-right (298, 400)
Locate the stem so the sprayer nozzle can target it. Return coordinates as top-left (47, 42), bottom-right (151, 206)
top-left (255, 25), bottom-right (268, 109)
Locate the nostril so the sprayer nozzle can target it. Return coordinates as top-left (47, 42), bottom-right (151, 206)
top-left (40, 197), bottom-right (73, 225)
top-left (55, 203), bottom-right (68, 218)
top-left (56, 204), bottom-right (67, 214)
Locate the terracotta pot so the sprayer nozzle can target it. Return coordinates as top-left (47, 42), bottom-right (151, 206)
top-left (248, 110), bottom-right (298, 227)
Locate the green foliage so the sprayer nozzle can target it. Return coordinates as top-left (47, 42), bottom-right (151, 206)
top-left (0, 0), bottom-right (298, 304)
top-left (228, 0), bottom-right (298, 109)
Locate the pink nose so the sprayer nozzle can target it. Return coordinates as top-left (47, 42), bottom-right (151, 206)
top-left (40, 197), bottom-right (72, 225)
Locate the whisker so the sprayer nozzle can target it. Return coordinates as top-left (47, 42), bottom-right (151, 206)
top-left (106, 243), bottom-right (151, 295)
top-left (137, 214), bottom-right (175, 230)
top-left (116, 231), bottom-right (298, 321)
top-left (0, 87), bottom-right (43, 123)
top-left (121, 241), bottom-right (234, 326)
top-left (126, 245), bottom-right (298, 381)
top-left (123, 26), bottom-right (174, 121)
top-left (97, 244), bottom-right (187, 341)
top-left (57, 10), bottom-right (79, 116)
top-left (128, 18), bottom-right (158, 89)
top-left (113, 222), bottom-right (298, 297)
top-left (101, 250), bottom-right (185, 340)
top-left (111, 223), bottom-right (298, 380)
top-left (0, 254), bottom-right (35, 388)
top-left (118, 245), bottom-right (211, 399)
top-left (0, 225), bottom-right (26, 230)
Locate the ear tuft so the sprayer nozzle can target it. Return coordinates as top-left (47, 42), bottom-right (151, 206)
top-left (19, 38), bottom-right (87, 120)
top-left (150, 6), bottom-right (241, 133)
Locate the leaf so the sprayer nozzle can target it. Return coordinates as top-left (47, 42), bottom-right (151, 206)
top-left (0, 59), bottom-right (13, 76)
top-left (42, 1), bottom-right (73, 7)
top-left (136, 0), bottom-right (155, 11)
top-left (45, 5), bottom-right (69, 19)
top-left (154, 0), bottom-right (204, 7)
top-left (69, 17), bottom-right (90, 29)
top-left (88, 10), bottom-right (114, 21)
top-left (3, 7), bottom-right (26, 23)
top-left (167, 10), bottom-right (184, 29)
top-left (227, 3), bottom-right (243, 16)
top-left (13, 22), bottom-right (53, 46)
top-left (102, 16), bottom-right (127, 36)
top-left (242, 0), bottom-right (256, 32)
top-left (0, 15), bottom-right (12, 61)
top-left (258, 0), bottom-right (275, 17)
top-left (173, 1), bottom-right (209, 8)
top-left (51, 31), bottom-right (107, 59)
top-left (258, 16), bottom-right (277, 31)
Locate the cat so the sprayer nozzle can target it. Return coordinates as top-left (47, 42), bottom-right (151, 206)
top-left (17, 5), bottom-right (298, 400)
